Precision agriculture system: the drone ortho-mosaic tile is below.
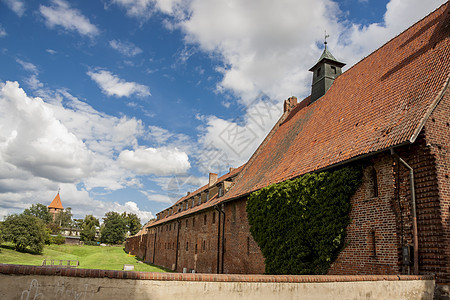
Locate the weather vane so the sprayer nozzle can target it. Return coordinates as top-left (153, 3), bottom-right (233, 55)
top-left (324, 30), bottom-right (330, 49)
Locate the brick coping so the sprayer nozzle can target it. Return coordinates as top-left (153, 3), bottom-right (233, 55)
top-left (0, 264), bottom-right (434, 283)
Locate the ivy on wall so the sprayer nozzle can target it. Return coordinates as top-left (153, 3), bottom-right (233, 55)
top-left (246, 166), bottom-right (362, 275)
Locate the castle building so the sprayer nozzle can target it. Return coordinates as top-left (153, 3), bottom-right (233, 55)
top-left (126, 3), bottom-right (450, 285)
top-left (48, 191), bottom-right (64, 221)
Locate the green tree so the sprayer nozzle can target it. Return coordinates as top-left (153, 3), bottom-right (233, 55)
top-left (123, 213), bottom-right (141, 236)
top-left (55, 207), bottom-right (73, 227)
top-left (80, 215), bottom-right (99, 242)
top-left (23, 203), bottom-right (52, 224)
top-left (101, 212), bottom-right (126, 244)
top-left (2, 214), bottom-right (47, 253)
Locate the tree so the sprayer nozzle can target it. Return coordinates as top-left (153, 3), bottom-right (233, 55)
top-left (23, 203), bottom-right (52, 224)
top-left (123, 213), bottom-right (141, 236)
top-left (55, 207), bottom-right (73, 227)
top-left (80, 215), bottom-right (99, 242)
top-left (2, 214), bottom-right (47, 253)
top-left (101, 212), bottom-right (126, 244)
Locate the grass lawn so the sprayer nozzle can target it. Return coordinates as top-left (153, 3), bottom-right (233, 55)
top-left (0, 243), bottom-right (168, 272)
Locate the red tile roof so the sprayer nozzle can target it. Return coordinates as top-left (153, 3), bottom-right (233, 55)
top-left (150, 165), bottom-right (244, 226)
top-left (221, 3), bottom-right (450, 202)
top-left (48, 193), bottom-right (63, 209)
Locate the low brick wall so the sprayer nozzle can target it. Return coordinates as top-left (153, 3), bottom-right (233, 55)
top-left (0, 264), bottom-right (435, 300)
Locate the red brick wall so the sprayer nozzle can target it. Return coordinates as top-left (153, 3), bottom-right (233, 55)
top-left (423, 86), bottom-right (450, 284)
top-left (222, 198), bottom-right (265, 274)
top-left (328, 154), bottom-right (401, 275)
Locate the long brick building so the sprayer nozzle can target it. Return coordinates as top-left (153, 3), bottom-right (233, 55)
top-left (126, 3), bottom-right (450, 284)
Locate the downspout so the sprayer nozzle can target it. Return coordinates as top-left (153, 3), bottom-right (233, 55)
top-left (216, 203), bottom-right (226, 274)
top-left (391, 149), bottom-right (419, 275)
top-left (152, 228), bottom-right (157, 264)
top-left (215, 205), bottom-right (221, 274)
top-left (174, 220), bottom-right (181, 272)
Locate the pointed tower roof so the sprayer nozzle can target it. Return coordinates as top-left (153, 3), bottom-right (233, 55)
top-left (309, 47), bottom-right (345, 72)
top-left (48, 192), bottom-right (63, 209)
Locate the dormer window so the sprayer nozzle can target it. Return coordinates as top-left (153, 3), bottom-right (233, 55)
top-left (218, 185), bottom-right (224, 197)
top-left (197, 196), bottom-right (201, 205)
top-left (331, 66), bottom-right (337, 74)
top-left (206, 192), bottom-right (209, 201)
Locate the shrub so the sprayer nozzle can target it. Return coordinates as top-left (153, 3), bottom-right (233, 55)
top-left (247, 166), bottom-right (362, 275)
top-left (2, 214), bottom-right (47, 253)
top-left (51, 234), bottom-right (66, 245)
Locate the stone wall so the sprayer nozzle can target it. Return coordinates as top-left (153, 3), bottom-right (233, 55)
top-left (0, 264), bottom-right (435, 300)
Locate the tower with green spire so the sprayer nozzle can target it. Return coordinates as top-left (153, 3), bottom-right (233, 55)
top-left (309, 36), bottom-right (345, 103)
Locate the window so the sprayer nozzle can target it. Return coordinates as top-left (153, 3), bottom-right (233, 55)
top-left (191, 199), bottom-right (195, 208)
top-left (316, 67), bottom-right (321, 77)
top-left (206, 192), bottom-right (209, 201)
top-left (369, 166), bottom-right (379, 198)
top-left (186, 242), bottom-right (189, 251)
top-left (331, 66), bottom-right (337, 74)
top-left (197, 196), bottom-right (201, 205)
top-left (193, 217), bottom-right (195, 227)
top-left (204, 214), bottom-right (207, 225)
top-left (195, 243), bottom-right (198, 254)
top-left (185, 201), bottom-right (188, 210)
top-left (203, 240), bottom-right (206, 251)
top-left (212, 212), bottom-right (216, 224)
top-left (218, 186), bottom-right (224, 197)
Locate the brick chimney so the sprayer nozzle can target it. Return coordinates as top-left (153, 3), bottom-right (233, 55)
top-left (283, 96), bottom-right (298, 113)
top-left (209, 173), bottom-right (218, 187)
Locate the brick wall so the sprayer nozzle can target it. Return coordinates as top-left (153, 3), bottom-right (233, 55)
top-left (222, 198), bottom-right (265, 274)
top-left (328, 154), bottom-right (401, 275)
top-left (423, 85), bottom-right (450, 284)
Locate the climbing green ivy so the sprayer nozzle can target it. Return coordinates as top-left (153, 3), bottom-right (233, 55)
top-left (246, 166), bottom-right (362, 275)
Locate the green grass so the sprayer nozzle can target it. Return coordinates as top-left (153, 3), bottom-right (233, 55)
top-left (0, 243), bottom-right (168, 272)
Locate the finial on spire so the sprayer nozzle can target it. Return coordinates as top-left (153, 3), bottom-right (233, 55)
top-left (57, 187), bottom-right (60, 194)
top-left (324, 30), bottom-right (330, 50)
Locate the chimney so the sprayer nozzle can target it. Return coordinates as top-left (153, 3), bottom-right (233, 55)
top-left (229, 167), bottom-right (236, 173)
top-left (283, 96), bottom-right (298, 113)
top-left (209, 173), bottom-right (218, 187)
top-left (187, 191), bottom-right (190, 196)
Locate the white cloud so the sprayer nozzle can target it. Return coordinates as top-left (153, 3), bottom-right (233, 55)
top-left (39, 0), bottom-right (99, 37)
top-left (118, 147), bottom-right (190, 175)
top-left (16, 59), bottom-right (38, 74)
top-left (46, 49), bottom-right (57, 55)
top-left (152, 0), bottom-right (445, 107)
top-left (0, 25), bottom-right (6, 37)
top-left (0, 81), bottom-right (98, 183)
top-left (1, 0), bottom-right (25, 17)
top-left (109, 40), bottom-right (143, 57)
top-left (87, 69), bottom-right (151, 98)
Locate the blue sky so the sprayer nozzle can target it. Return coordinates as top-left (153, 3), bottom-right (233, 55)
top-left (0, 0), bottom-right (445, 222)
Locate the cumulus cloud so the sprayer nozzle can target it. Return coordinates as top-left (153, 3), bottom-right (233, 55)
top-left (109, 40), bottom-right (143, 57)
top-left (0, 81), bottom-right (187, 220)
top-left (87, 69), bottom-right (151, 98)
top-left (118, 147), bottom-right (190, 175)
top-left (0, 81), bottom-right (97, 183)
top-left (39, 0), bottom-right (99, 37)
top-left (1, 0), bottom-right (25, 17)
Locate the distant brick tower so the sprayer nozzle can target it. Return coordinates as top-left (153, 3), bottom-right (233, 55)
top-left (48, 190), bottom-right (64, 221)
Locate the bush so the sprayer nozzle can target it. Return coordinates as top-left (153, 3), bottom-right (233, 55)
top-left (51, 235), bottom-right (66, 245)
top-left (2, 214), bottom-right (47, 253)
top-left (84, 241), bottom-right (99, 246)
top-left (247, 166), bottom-right (362, 275)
